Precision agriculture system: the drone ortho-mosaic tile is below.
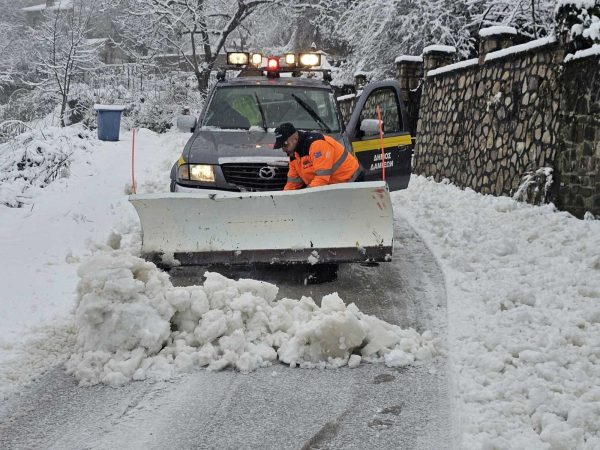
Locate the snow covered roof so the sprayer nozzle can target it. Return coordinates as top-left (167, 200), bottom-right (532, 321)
top-left (84, 38), bottom-right (109, 45)
top-left (22, 1), bottom-right (73, 12)
top-left (422, 45), bottom-right (456, 55)
top-left (479, 26), bottom-right (518, 37)
top-left (395, 55), bottom-right (424, 64)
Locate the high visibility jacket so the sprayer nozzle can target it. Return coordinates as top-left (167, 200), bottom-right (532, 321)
top-left (284, 132), bottom-right (362, 190)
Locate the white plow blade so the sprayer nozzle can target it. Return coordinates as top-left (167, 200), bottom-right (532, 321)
top-left (129, 181), bottom-right (393, 265)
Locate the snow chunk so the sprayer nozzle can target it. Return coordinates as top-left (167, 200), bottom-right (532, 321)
top-left (348, 354), bottom-right (361, 368)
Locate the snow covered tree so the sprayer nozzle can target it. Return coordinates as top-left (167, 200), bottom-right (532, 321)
top-left (556, 0), bottom-right (600, 48)
top-left (113, 0), bottom-right (282, 94)
top-left (467, 0), bottom-right (556, 39)
top-left (29, 0), bottom-right (102, 127)
top-left (334, 0), bottom-right (473, 82)
top-left (0, 1), bottom-right (34, 94)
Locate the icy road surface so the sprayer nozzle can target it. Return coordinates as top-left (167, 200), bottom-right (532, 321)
top-left (0, 218), bottom-right (450, 450)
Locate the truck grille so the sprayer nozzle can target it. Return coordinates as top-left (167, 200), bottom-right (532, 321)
top-left (221, 163), bottom-right (288, 191)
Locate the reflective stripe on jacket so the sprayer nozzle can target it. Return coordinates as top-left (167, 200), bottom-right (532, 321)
top-left (284, 132), bottom-right (361, 190)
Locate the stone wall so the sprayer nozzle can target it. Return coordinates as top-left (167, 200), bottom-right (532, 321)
top-left (414, 40), bottom-right (564, 199)
top-left (555, 52), bottom-right (600, 217)
top-left (409, 35), bottom-right (600, 218)
top-left (337, 94), bottom-right (356, 126)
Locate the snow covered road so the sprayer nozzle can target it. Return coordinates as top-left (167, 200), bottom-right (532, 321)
top-left (0, 217), bottom-right (450, 450)
top-left (3, 127), bottom-right (599, 448)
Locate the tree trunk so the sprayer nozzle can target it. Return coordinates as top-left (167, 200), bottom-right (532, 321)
top-left (194, 68), bottom-right (211, 97)
top-left (59, 94), bottom-right (67, 127)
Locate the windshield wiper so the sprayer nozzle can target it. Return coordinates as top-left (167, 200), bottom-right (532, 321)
top-left (291, 94), bottom-right (331, 133)
top-left (254, 93), bottom-right (268, 132)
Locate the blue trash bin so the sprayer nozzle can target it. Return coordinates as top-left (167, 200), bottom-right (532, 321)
top-left (94, 104), bottom-right (126, 141)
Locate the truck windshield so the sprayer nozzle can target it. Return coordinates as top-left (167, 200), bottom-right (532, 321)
top-left (202, 86), bottom-right (341, 132)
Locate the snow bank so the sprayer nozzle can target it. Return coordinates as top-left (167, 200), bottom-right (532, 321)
top-left (66, 251), bottom-right (438, 386)
top-left (0, 125), bottom-right (94, 207)
top-left (394, 176), bottom-right (600, 449)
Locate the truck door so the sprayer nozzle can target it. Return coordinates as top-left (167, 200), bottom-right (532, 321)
top-left (344, 81), bottom-right (412, 191)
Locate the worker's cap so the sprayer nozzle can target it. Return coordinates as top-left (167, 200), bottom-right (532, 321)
top-left (273, 122), bottom-right (296, 149)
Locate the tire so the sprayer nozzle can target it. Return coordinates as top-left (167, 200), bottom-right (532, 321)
top-left (306, 263), bottom-right (339, 284)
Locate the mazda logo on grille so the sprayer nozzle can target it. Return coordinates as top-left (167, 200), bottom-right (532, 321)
top-left (258, 166), bottom-right (276, 180)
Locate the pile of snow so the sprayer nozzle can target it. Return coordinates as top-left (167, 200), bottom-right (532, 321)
top-left (66, 250), bottom-right (438, 387)
top-left (395, 176), bottom-right (600, 449)
top-left (0, 125), bottom-right (94, 207)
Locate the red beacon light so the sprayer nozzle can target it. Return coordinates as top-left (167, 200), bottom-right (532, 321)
top-left (266, 57), bottom-right (280, 78)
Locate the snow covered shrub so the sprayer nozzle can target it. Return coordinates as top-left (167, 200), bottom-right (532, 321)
top-left (513, 167), bottom-right (554, 205)
top-left (556, 0), bottom-right (600, 49)
top-left (128, 97), bottom-right (175, 134)
top-left (0, 125), bottom-right (94, 207)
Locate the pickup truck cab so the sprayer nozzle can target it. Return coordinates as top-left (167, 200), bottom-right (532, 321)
top-left (171, 56), bottom-right (413, 193)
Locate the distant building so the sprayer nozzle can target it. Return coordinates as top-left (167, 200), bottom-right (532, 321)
top-left (84, 38), bottom-right (130, 65)
top-left (22, 0), bottom-right (73, 26)
top-left (21, 1), bottom-right (130, 65)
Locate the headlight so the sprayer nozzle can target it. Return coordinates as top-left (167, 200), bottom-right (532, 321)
top-left (189, 164), bottom-right (215, 182)
top-left (178, 164), bottom-right (190, 180)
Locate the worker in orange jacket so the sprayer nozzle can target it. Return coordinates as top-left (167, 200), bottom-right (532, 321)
top-left (273, 122), bottom-right (363, 190)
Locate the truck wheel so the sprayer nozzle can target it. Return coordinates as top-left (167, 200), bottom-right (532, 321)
top-left (306, 263), bottom-right (338, 284)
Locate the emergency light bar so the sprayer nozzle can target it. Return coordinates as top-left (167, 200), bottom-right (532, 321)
top-left (298, 52), bottom-right (321, 67)
top-left (250, 53), bottom-right (262, 67)
top-left (285, 53), bottom-right (296, 66)
top-left (220, 50), bottom-right (330, 81)
top-left (227, 52), bottom-right (250, 66)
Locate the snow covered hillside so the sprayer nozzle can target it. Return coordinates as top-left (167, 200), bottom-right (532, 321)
top-left (1, 127), bottom-right (599, 448)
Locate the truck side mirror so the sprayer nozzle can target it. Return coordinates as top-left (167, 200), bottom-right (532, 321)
top-left (359, 118), bottom-right (382, 136)
top-left (177, 115), bottom-right (197, 133)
